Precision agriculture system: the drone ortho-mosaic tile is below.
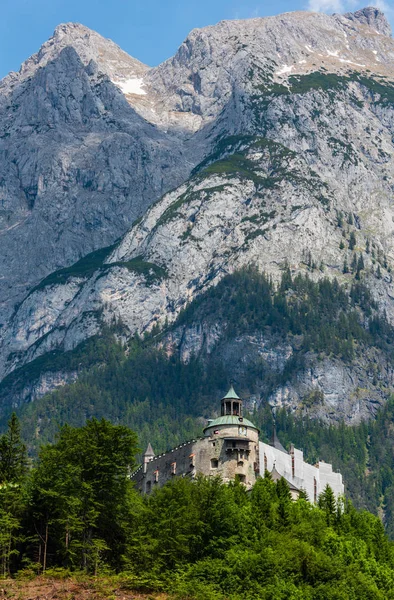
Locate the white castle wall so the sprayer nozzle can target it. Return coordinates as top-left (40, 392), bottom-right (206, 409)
top-left (259, 441), bottom-right (344, 500)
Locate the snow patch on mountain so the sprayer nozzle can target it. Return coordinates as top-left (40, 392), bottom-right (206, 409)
top-left (114, 77), bottom-right (147, 95)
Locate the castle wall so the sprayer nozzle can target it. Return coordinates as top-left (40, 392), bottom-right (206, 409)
top-left (131, 415), bottom-right (343, 500)
top-left (132, 425), bottom-right (260, 492)
top-left (259, 442), bottom-right (344, 501)
top-left (131, 439), bottom-right (200, 493)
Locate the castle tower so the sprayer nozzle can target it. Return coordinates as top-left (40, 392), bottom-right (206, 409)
top-left (143, 442), bottom-right (155, 474)
top-left (203, 385), bottom-right (260, 487)
top-left (221, 384), bottom-right (242, 417)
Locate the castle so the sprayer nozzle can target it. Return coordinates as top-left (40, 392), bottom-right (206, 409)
top-left (131, 386), bottom-right (344, 501)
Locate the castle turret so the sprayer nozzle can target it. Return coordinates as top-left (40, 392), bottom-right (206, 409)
top-left (143, 442), bottom-right (155, 474)
top-left (221, 384), bottom-right (242, 417)
top-left (202, 385), bottom-right (260, 487)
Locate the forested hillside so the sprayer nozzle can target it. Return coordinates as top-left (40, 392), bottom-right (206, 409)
top-left (1, 268), bottom-right (394, 535)
top-left (0, 416), bottom-right (393, 599)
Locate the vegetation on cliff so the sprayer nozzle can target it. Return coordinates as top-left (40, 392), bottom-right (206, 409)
top-left (1, 268), bottom-right (394, 537)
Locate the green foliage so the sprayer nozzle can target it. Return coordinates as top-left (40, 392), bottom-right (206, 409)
top-left (0, 413), bottom-right (28, 484)
top-left (288, 71), bottom-right (353, 95)
top-left (26, 418), bottom-right (139, 573)
top-left (256, 70), bottom-right (394, 105)
top-left (349, 231), bottom-right (356, 250)
top-left (122, 475), bottom-right (394, 598)
top-left (0, 414), bottom-right (27, 576)
top-left (0, 417), bottom-right (393, 597)
top-left (110, 255), bottom-right (168, 283)
top-left (3, 268), bottom-right (394, 543)
top-left (201, 153), bottom-right (265, 184)
top-left (30, 244), bottom-right (117, 292)
top-left (266, 397), bottom-right (394, 539)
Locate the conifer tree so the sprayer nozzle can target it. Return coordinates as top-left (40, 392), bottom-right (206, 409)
top-left (0, 414), bottom-right (27, 576)
top-left (0, 413), bottom-right (27, 483)
top-left (351, 253), bottom-right (358, 273)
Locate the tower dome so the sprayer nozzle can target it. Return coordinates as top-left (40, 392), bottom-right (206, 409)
top-left (203, 385), bottom-right (259, 437)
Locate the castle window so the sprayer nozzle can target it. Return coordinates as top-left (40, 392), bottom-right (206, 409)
top-left (154, 469), bottom-right (159, 483)
top-left (291, 454), bottom-right (295, 478)
top-left (211, 458), bottom-right (219, 469)
top-left (238, 461), bottom-right (244, 467)
top-left (171, 462), bottom-right (176, 475)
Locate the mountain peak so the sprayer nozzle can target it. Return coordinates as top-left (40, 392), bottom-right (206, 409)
top-left (53, 21), bottom-right (95, 39)
top-left (17, 21), bottom-right (148, 83)
top-left (343, 6), bottom-right (391, 37)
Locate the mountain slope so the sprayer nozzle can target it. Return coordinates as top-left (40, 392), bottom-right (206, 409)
top-left (0, 24), bottom-right (198, 323)
top-left (1, 8), bottom-right (394, 418)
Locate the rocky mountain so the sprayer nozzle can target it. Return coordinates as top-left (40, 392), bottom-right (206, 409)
top-left (1, 7), bottom-right (394, 426)
top-left (0, 24), bottom-right (198, 323)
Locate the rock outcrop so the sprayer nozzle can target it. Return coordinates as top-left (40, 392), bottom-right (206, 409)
top-left (1, 7), bottom-right (394, 422)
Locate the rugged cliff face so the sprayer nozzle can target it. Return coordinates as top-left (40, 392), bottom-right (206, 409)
top-left (1, 7), bottom-right (394, 423)
top-left (0, 24), bottom-right (198, 323)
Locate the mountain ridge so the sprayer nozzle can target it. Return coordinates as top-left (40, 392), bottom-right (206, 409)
top-left (1, 7), bottom-right (394, 424)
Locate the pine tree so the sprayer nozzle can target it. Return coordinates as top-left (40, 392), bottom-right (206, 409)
top-left (349, 231), bottom-right (356, 250)
top-left (351, 253), bottom-right (358, 273)
top-left (0, 414), bottom-right (27, 576)
top-left (318, 484), bottom-right (336, 525)
top-left (0, 413), bottom-right (27, 484)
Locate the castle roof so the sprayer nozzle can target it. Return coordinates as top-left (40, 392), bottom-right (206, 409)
top-left (144, 443), bottom-right (155, 457)
top-left (203, 415), bottom-right (259, 432)
top-left (271, 429), bottom-right (288, 454)
top-left (222, 385), bottom-right (241, 400)
top-left (270, 465), bottom-right (301, 491)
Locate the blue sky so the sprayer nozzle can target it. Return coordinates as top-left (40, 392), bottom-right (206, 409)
top-left (0, 0), bottom-right (393, 79)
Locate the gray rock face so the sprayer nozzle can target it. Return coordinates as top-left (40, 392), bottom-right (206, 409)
top-left (2, 8), bottom-right (394, 422)
top-left (0, 24), bottom-right (196, 322)
top-left (163, 322), bottom-right (392, 424)
top-left (343, 7), bottom-right (392, 37)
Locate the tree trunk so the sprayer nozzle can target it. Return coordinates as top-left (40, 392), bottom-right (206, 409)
top-left (43, 522), bottom-right (48, 573)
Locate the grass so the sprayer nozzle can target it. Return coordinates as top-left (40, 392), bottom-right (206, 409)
top-left (155, 184), bottom-right (229, 229)
top-left (253, 70), bottom-right (394, 106)
top-left (110, 256), bottom-right (168, 284)
top-left (1, 574), bottom-right (169, 600)
top-left (201, 153), bottom-right (264, 183)
top-left (31, 244), bottom-right (118, 293)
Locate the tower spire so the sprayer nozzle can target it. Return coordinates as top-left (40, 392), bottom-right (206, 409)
top-left (221, 383), bottom-right (242, 416)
